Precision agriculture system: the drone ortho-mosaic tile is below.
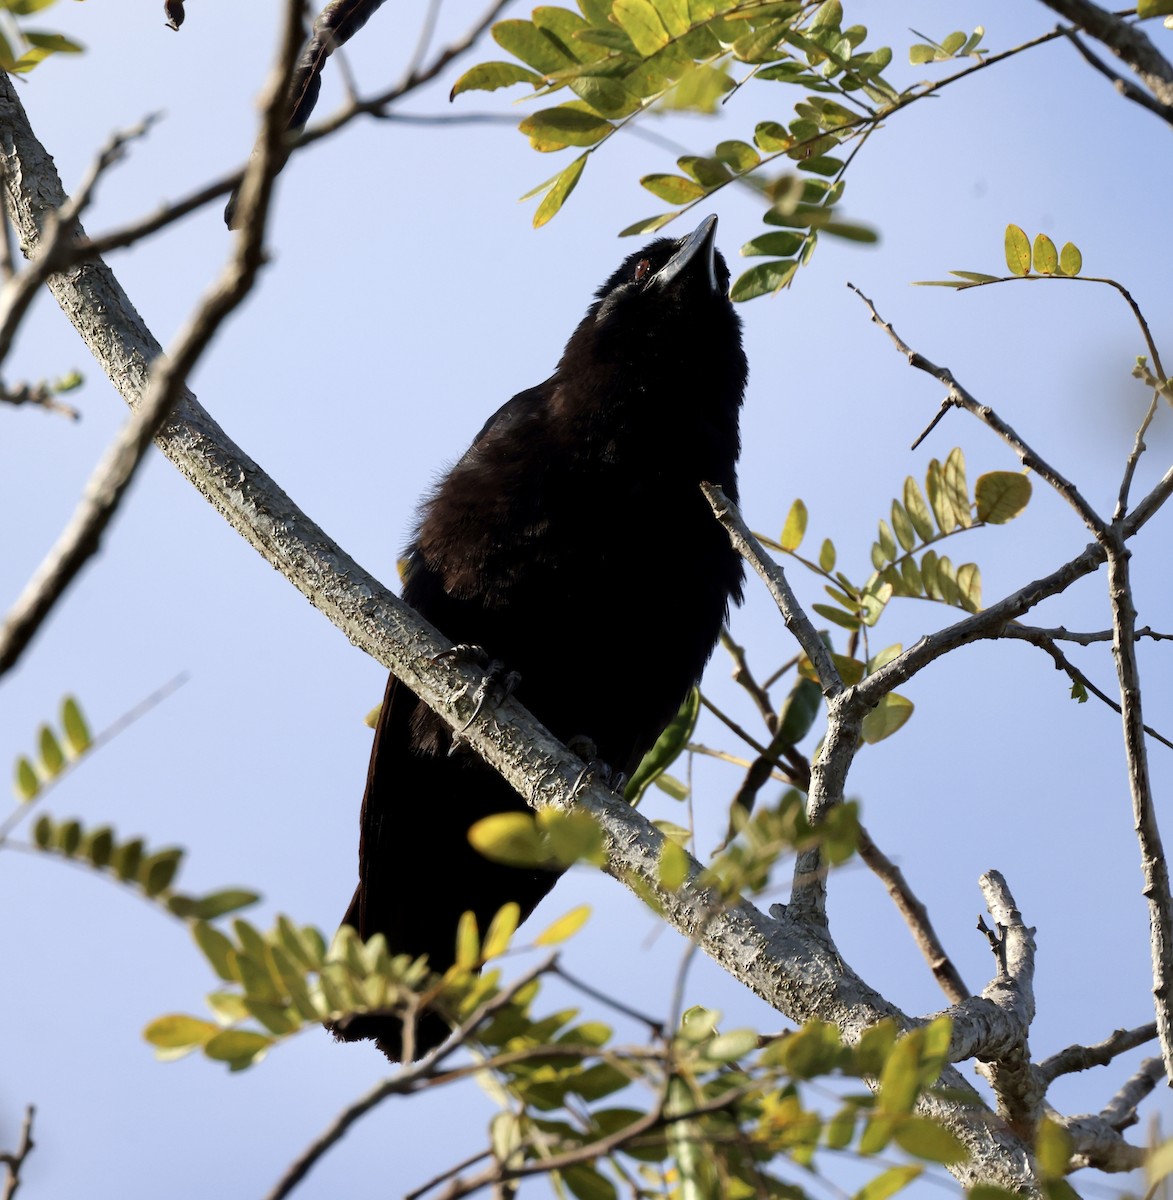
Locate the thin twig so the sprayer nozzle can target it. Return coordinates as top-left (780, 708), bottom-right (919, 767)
top-left (856, 825), bottom-right (968, 1003)
top-left (848, 283), bottom-right (1107, 539)
top-left (999, 625), bottom-right (1173, 751)
top-left (0, 1105), bottom-right (34, 1200)
top-left (1038, 1022), bottom-right (1159, 1084)
top-left (0, 0), bottom-right (303, 678)
top-left (1105, 535), bottom-right (1173, 1083)
top-left (720, 628), bottom-right (777, 733)
top-left (1061, 25), bottom-right (1173, 124)
top-left (551, 962), bottom-right (665, 1036)
top-left (265, 954), bottom-right (557, 1200)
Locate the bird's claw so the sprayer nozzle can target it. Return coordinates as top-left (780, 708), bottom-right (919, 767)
top-left (567, 736), bottom-right (627, 797)
top-left (433, 644), bottom-right (521, 745)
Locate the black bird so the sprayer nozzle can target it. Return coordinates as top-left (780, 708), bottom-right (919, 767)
top-left (335, 215), bottom-right (748, 1060)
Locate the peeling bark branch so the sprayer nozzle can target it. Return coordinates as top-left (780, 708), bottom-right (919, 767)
top-left (1038, 1022), bottom-right (1158, 1084)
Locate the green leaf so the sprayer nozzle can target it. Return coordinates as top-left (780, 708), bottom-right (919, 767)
top-left (861, 693), bottom-right (914, 744)
top-left (1059, 241), bottom-right (1083, 276)
top-left (640, 173), bottom-right (706, 203)
top-left (776, 677), bottom-right (821, 745)
top-left (455, 910), bottom-right (480, 969)
top-left (955, 563), bottom-right (981, 612)
top-left (203, 1029), bottom-right (273, 1067)
top-left (55, 818), bottom-right (81, 855)
top-left (1138, 0), bottom-right (1173, 17)
top-left (705, 1028), bottom-right (758, 1062)
top-left (192, 921), bottom-right (239, 983)
top-left (1004, 224), bottom-right (1031, 276)
top-left (812, 602), bottom-right (860, 630)
top-left (822, 220), bottom-right (879, 243)
top-left (534, 903), bottom-right (591, 945)
top-left (84, 826), bottom-right (114, 868)
top-left (613, 0), bottom-right (670, 54)
top-left (14, 756), bottom-right (39, 801)
top-left (533, 153), bottom-right (587, 227)
top-left (855, 1165), bottom-right (923, 1200)
top-left (741, 230), bottom-right (803, 258)
top-left (61, 696), bottom-right (91, 754)
top-left (754, 120), bottom-right (792, 152)
top-left (182, 889), bottom-right (261, 920)
top-left (32, 813), bottom-right (52, 847)
top-left (22, 32), bottom-right (83, 54)
top-left (520, 108), bottom-right (611, 150)
top-left (543, 808), bottom-right (606, 866)
top-left (1033, 233), bottom-right (1058, 276)
top-left (894, 1116), bottom-right (968, 1163)
top-left (730, 258), bottom-right (797, 301)
top-left (819, 538), bottom-right (836, 571)
top-left (925, 460), bottom-right (954, 533)
top-left (625, 688), bottom-right (699, 803)
top-left (1036, 1118), bottom-right (1073, 1179)
top-left (483, 901), bottom-right (520, 959)
top-left (909, 44), bottom-right (937, 64)
top-left (715, 139), bottom-right (760, 173)
top-left (658, 838), bottom-right (690, 889)
top-left (140, 848), bottom-right (183, 897)
top-left (780, 498), bottom-right (808, 550)
top-left (890, 501), bottom-right (915, 552)
top-left (143, 1014), bottom-right (219, 1050)
top-left (468, 812), bottom-right (548, 867)
top-left (618, 212), bottom-right (679, 237)
top-left (560, 1163), bottom-right (618, 1200)
top-left (493, 19), bottom-right (575, 72)
top-left (450, 61), bottom-right (542, 98)
top-left (943, 447), bottom-right (971, 527)
top-left (1070, 680), bottom-right (1089, 703)
top-left (38, 725), bottom-right (64, 777)
top-left (975, 471), bottom-right (1032, 524)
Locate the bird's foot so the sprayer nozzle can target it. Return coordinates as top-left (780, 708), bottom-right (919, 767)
top-left (433, 644), bottom-right (521, 742)
top-left (567, 736), bottom-right (627, 797)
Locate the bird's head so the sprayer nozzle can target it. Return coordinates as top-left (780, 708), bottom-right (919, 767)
top-left (558, 215), bottom-right (746, 411)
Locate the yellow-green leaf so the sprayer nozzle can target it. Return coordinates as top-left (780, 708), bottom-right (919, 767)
top-left (203, 1029), bottom-right (273, 1065)
top-left (14, 756), bottom-right (39, 801)
top-left (861, 694), bottom-right (914, 745)
top-left (943, 448), bottom-right (970, 527)
top-left (533, 153), bottom-right (587, 227)
top-left (903, 477), bottom-right (934, 541)
top-left (520, 108), bottom-right (611, 151)
top-left (658, 838), bottom-right (690, 889)
top-left (450, 61), bottom-right (543, 99)
top-left (1036, 1118), bottom-right (1073, 1179)
top-left (61, 696), bottom-right (91, 754)
top-left (894, 1117), bottom-right (968, 1164)
top-left (468, 812), bottom-right (548, 866)
top-left (38, 725), bottom-right (64, 777)
top-left (535, 903), bottom-right (591, 946)
top-left (955, 563), bottom-right (981, 612)
top-left (855, 1165), bottom-right (922, 1200)
top-left (1059, 241), bottom-right (1082, 276)
top-left (1033, 233), bottom-right (1058, 276)
top-left (1004, 224), bottom-right (1031, 276)
top-left (781, 498), bottom-right (808, 550)
top-left (143, 1014), bottom-right (219, 1049)
top-left (975, 471), bottom-right (1031, 524)
top-left (455, 910), bottom-right (480, 969)
top-left (493, 19), bottom-right (575, 72)
top-left (819, 538), bottom-right (836, 572)
top-left (640, 173), bottom-right (705, 203)
top-left (482, 901), bottom-right (520, 960)
top-left (613, 0), bottom-right (670, 55)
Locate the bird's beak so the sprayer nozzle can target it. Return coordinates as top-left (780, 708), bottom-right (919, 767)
top-left (652, 214), bottom-right (719, 293)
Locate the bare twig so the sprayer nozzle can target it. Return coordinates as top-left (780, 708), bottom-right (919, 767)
top-left (720, 627), bottom-right (777, 733)
top-left (265, 955), bottom-right (557, 1200)
top-left (856, 825), bottom-right (969, 1004)
top-left (1105, 535), bottom-right (1173, 1083)
top-left (0, 377), bottom-right (80, 420)
top-left (1039, 0), bottom-right (1173, 111)
top-left (0, 0), bottom-right (303, 678)
top-left (0, 1105), bottom-right (34, 1200)
top-left (1010, 624), bottom-right (1173, 646)
top-left (1061, 25), bottom-right (1173, 124)
top-left (1039, 1022), bottom-right (1159, 1084)
top-left (999, 625), bottom-right (1173, 751)
top-left (848, 283), bottom-right (1107, 538)
top-left (551, 962), bottom-right (666, 1036)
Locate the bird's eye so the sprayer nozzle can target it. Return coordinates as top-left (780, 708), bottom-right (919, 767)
top-left (633, 258), bottom-right (651, 282)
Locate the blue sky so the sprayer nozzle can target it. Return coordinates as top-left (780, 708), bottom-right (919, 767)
top-left (1, 2), bottom-right (1171, 1196)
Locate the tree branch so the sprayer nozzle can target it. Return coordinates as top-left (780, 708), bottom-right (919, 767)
top-left (1038, 1022), bottom-right (1158, 1084)
top-left (0, 0), bottom-right (304, 677)
top-left (0, 1106), bottom-right (34, 1200)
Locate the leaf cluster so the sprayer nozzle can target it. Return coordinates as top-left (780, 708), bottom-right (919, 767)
top-left (916, 224), bottom-right (1084, 289)
top-left (453, 1), bottom-right (895, 295)
top-left (0, 0), bottom-right (83, 73)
